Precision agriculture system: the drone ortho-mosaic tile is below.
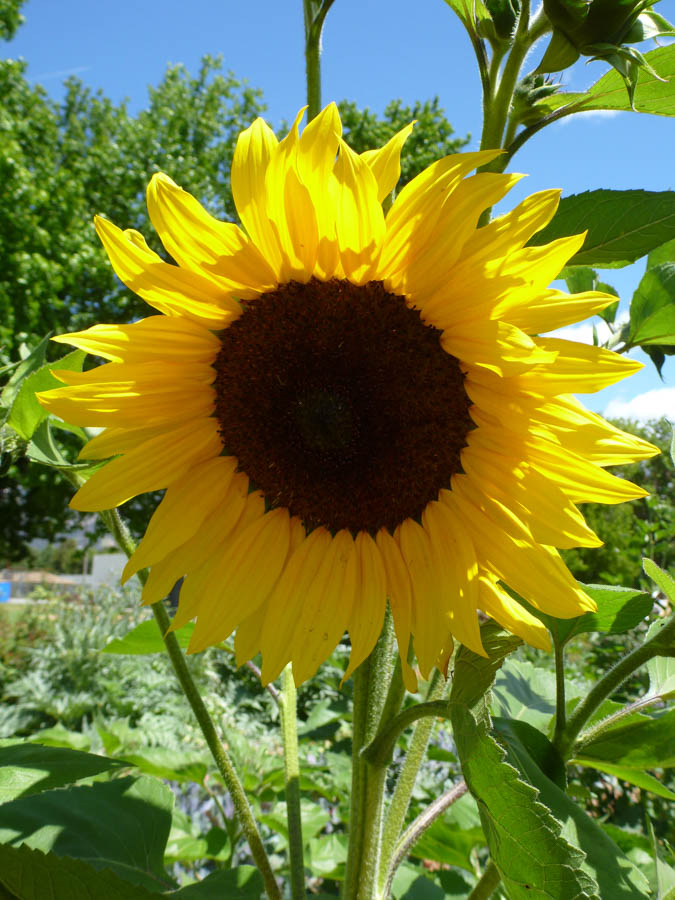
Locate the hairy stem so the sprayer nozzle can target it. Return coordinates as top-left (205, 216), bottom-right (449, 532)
top-left (303, 0), bottom-right (335, 120)
top-left (381, 780), bottom-right (468, 898)
top-left (552, 641), bottom-right (567, 747)
top-left (280, 665), bottom-right (305, 899)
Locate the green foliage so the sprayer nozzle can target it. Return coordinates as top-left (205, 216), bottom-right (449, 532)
top-left (529, 189), bottom-right (675, 269)
top-left (0, 0), bottom-right (24, 41)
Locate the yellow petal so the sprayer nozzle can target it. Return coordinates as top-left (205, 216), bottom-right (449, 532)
top-left (518, 338), bottom-right (642, 395)
top-left (146, 173), bottom-right (276, 294)
top-left (52, 317), bottom-right (220, 365)
top-left (360, 122), bottom-right (414, 203)
top-left (334, 137), bottom-right (385, 284)
top-left (78, 423), bottom-right (169, 460)
top-left (478, 575), bottom-right (551, 650)
top-left (447, 477), bottom-right (596, 618)
top-left (122, 456), bottom-right (238, 580)
top-left (259, 527), bottom-right (333, 684)
top-left (290, 530), bottom-right (357, 685)
top-left (495, 289), bottom-right (616, 334)
top-left (69, 417), bottom-right (222, 511)
top-left (231, 116), bottom-right (282, 275)
top-left (94, 217), bottom-right (239, 325)
top-left (343, 532), bottom-right (387, 682)
top-left (187, 508), bottom-right (292, 652)
top-left (439, 320), bottom-right (556, 376)
top-left (376, 527), bottom-right (418, 693)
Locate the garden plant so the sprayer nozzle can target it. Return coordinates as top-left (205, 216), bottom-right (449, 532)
top-left (0, 0), bottom-right (674, 897)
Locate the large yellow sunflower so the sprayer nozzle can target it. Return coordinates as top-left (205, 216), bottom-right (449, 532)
top-left (39, 104), bottom-right (658, 691)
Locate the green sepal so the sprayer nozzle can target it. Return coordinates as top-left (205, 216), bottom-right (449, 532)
top-left (536, 28), bottom-right (581, 72)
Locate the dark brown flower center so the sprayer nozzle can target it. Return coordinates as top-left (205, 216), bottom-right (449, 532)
top-left (213, 278), bottom-right (472, 534)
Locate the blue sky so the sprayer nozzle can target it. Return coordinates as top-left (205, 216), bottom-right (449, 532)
top-left (7, 0), bottom-right (675, 421)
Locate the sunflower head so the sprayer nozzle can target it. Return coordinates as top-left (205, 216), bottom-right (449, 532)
top-left (38, 104), bottom-right (658, 690)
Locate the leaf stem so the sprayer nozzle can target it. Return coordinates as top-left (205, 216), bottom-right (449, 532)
top-left (467, 860), bottom-right (501, 899)
top-left (280, 665), bottom-right (306, 900)
top-left (575, 694), bottom-right (665, 747)
top-left (556, 611), bottom-right (675, 758)
top-left (98, 507), bottom-right (281, 900)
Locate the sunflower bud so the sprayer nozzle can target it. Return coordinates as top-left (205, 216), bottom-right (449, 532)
top-left (511, 74), bottom-right (562, 127)
top-left (536, 0), bottom-right (674, 104)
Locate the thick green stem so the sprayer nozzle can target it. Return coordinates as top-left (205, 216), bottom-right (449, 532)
top-left (378, 670), bottom-right (447, 892)
top-left (280, 665), bottom-right (305, 900)
top-left (556, 612), bottom-right (675, 759)
top-left (98, 507), bottom-right (281, 900)
top-left (468, 860), bottom-right (501, 899)
top-left (342, 613), bottom-right (396, 900)
top-left (303, 0), bottom-right (334, 121)
top-left (552, 642), bottom-right (567, 747)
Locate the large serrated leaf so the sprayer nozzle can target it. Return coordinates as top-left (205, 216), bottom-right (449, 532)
top-left (449, 622), bottom-right (521, 724)
top-left (628, 263), bottom-right (675, 347)
top-left (500, 727), bottom-right (652, 899)
top-left (449, 704), bottom-right (599, 899)
top-left (0, 843), bottom-right (156, 900)
top-left (0, 775), bottom-right (174, 893)
top-left (528, 190), bottom-right (675, 269)
top-left (0, 742), bottom-right (126, 804)
top-left (545, 44), bottom-right (675, 116)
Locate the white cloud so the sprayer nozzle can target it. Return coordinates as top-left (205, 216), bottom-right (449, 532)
top-left (604, 388), bottom-right (675, 422)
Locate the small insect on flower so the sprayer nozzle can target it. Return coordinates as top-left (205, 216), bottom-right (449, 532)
top-left (39, 104), bottom-right (658, 690)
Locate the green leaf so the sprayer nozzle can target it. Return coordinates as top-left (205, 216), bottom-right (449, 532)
top-left (0, 336), bottom-right (51, 413)
top-left (627, 263), bottom-right (675, 347)
top-left (449, 622), bottom-right (522, 724)
top-left (258, 799), bottom-right (329, 848)
top-left (576, 708), bottom-right (675, 769)
top-left (546, 44), bottom-right (675, 116)
top-left (26, 727), bottom-right (91, 752)
top-left (643, 558), bottom-right (675, 603)
top-left (0, 775), bottom-right (174, 893)
top-left (119, 748), bottom-right (209, 785)
top-left (647, 237), bottom-right (675, 268)
top-left (529, 190), bottom-right (675, 268)
top-left (410, 820), bottom-right (485, 873)
top-left (491, 658), bottom-right (558, 731)
top-left (570, 759), bottom-right (675, 801)
top-left (25, 419), bottom-right (101, 475)
top-left (0, 742), bottom-right (126, 804)
top-left (168, 867), bottom-right (264, 899)
top-left (521, 584), bottom-right (654, 648)
top-left (102, 620), bottom-right (195, 655)
top-left (7, 349), bottom-right (86, 440)
top-left (500, 725), bottom-right (652, 899)
top-left (0, 843), bottom-right (156, 900)
top-left (536, 29), bottom-right (580, 73)
top-left (492, 718), bottom-right (567, 789)
top-left (646, 620), bottom-right (675, 699)
top-left (449, 704), bottom-right (599, 899)
top-left (306, 832), bottom-right (348, 879)
top-left (165, 826), bottom-right (230, 864)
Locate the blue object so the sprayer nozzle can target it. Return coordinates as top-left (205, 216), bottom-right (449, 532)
top-left (0, 582), bottom-right (10, 603)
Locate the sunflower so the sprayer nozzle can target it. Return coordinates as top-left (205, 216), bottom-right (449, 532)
top-left (39, 104), bottom-right (658, 691)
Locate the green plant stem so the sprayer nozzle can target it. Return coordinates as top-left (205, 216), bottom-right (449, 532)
top-left (557, 612), bottom-right (675, 759)
top-left (575, 694), bottom-right (666, 747)
top-left (552, 641), bottom-right (567, 747)
top-left (468, 860), bottom-right (501, 899)
top-left (280, 665), bottom-right (305, 900)
top-left (362, 700), bottom-right (451, 768)
top-left (381, 779), bottom-right (468, 898)
top-left (342, 613), bottom-right (396, 900)
top-left (303, 0), bottom-right (334, 121)
top-left (378, 670), bottom-right (447, 894)
top-left (97, 507), bottom-right (281, 900)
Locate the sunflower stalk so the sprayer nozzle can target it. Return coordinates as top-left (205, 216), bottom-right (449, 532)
top-left (96, 507), bottom-right (282, 900)
top-left (303, 0), bottom-right (335, 120)
top-left (467, 860), bottom-right (502, 899)
top-left (342, 613), bottom-right (396, 900)
top-left (279, 665), bottom-right (306, 900)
